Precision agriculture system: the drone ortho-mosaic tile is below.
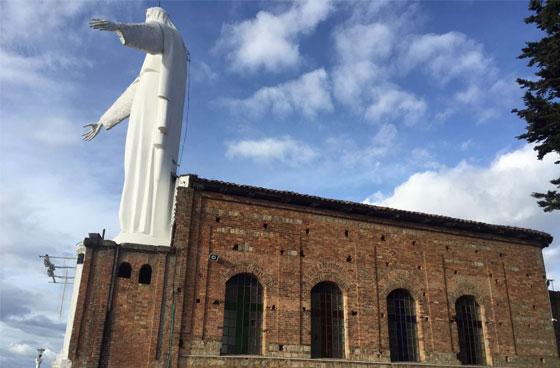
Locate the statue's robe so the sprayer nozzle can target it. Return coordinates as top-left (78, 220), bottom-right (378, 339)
top-left (99, 8), bottom-right (187, 246)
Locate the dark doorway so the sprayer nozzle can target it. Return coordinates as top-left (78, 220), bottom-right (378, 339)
top-left (311, 281), bottom-right (344, 358)
top-left (221, 273), bottom-right (263, 355)
top-left (456, 295), bottom-right (486, 365)
top-left (387, 289), bottom-right (419, 362)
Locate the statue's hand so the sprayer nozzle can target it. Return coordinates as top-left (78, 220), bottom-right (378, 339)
top-left (89, 18), bottom-right (120, 32)
top-left (82, 123), bottom-right (103, 141)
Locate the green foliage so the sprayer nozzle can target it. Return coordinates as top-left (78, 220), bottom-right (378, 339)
top-left (513, 0), bottom-right (560, 211)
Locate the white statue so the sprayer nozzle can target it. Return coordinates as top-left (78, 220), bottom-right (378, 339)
top-left (83, 7), bottom-right (187, 246)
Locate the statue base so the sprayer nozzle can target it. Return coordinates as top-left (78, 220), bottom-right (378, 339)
top-left (113, 232), bottom-right (171, 247)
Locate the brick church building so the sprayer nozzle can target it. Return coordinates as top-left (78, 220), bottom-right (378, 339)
top-left (61, 174), bottom-right (559, 367)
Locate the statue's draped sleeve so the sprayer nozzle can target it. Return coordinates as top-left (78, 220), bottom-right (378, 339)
top-left (116, 23), bottom-right (164, 55)
top-left (99, 78), bottom-right (139, 130)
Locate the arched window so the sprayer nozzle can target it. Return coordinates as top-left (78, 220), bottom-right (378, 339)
top-left (387, 289), bottom-right (419, 362)
top-left (138, 264), bottom-right (152, 284)
top-left (221, 273), bottom-right (263, 355)
top-left (456, 296), bottom-right (486, 365)
top-left (117, 262), bottom-right (132, 278)
top-left (311, 282), bottom-right (344, 358)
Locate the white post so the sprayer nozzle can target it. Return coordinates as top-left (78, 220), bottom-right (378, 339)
top-left (53, 242), bottom-right (86, 368)
top-left (35, 348), bottom-right (45, 368)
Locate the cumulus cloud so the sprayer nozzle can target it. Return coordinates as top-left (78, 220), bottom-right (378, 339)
top-left (365, 85), bottom-right (427, 125)
top-left (331, 21), bottom-right (392, 109)
top-left (332, 61), bottom-right (380, 110)
top-left (399, 31), bottom-right (520, 122)
top-left (335, 22), bottom-right (394, 65)
top-left (216, 0), bottom-right (333, 72)
top-left (330, 2), bottom-right (512, 124)
top-left (366, 145), bottom-right (560, 280)
top-left (221, 68), bottom-right (333, 120)
top-left (226, 136), bottom-right (317, 166)
top-left (400, 32), bottom-right (493, 85)
top-left (329, 1), bottom-right (407, 111)
top-left (329, 3), bottom-right (427, 125)
top-left (219, 1), bottom-right (503, 126)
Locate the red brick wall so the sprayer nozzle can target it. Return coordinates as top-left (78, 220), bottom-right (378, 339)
top-left (67, 185), bottom-right (559, 367)
top-left (175, 188), bottom-right (559, 367)
top-left (100, 251), bottom-right (168, 367)
top-left (68, 240), bottom-right (174, 368)
top-left (550, 291), bottom-right (560, 358)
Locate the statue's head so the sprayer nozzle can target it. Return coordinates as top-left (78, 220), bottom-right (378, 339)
top-left (146, 7), bottom-right (176, 29)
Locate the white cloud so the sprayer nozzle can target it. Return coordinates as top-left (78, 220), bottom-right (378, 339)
top-left (365, 85), bottom-right (427, 125)
top-left (192, 61), bottom-right (218, 84)
top-left (408, 148), bottom-right (442, 170)
top-left (330, 3), bottom-right (510, 125)
top-left (325, 124), bottom-right (399, 172)
top-left (366, 145), bottom-right (560, 281)
top-left (226, 136), bottom-right (317, 166)
top-left (0, 49), bottom-right (89, 93)
top-left (329, 3), bottom-right (428, 125)
top-left (32, 118), bottom-right (81, 147)
top-left (332, 61), bottom-right (380, 109)
top-left (330, 3), bottom-right (408, 110)
top-left (335, 22), bottom-right (394, 64)
top-left (398, 31), bottom-right (518, 122)
top-left (368, 123), bottom-right (398, 157)
top-left (222, 68), bottom-right (332, 119)
top-left (216, 0), bottom-right (333, 72)
top-left (400, 32), bottom-right (493, 85)
top-left (0, 1), bottom-right (88, 46)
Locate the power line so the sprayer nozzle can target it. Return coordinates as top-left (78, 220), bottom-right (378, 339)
top-left (177, 49), bottom-right (191, 172)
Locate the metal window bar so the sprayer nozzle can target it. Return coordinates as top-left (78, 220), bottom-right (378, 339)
top-left (456, 296), bottom-right (486, 365)
top-left (311, 282), bottom-right (344, 358)
top-left (387, 289), bottom-right (419, 362)
top-left (221, 273), bottom-right (263, 355)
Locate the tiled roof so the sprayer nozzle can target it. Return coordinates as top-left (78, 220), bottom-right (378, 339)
top-left (180, 175), bottom-right (553, 248)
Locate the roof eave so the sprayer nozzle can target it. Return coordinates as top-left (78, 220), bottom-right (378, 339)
top-left (178, 174), bottom-right (553, 248)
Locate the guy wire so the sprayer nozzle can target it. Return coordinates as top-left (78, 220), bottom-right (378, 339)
top-left (177, 50), bottom-right (191, 172)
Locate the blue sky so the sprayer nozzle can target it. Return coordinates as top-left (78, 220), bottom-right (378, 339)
top-left (1, 1), bottom-right (559, 367)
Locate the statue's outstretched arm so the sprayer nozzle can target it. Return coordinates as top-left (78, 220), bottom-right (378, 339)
top-left (89, 18), bottom-right (163, 55)
top-left (99, 78), bottom-right (139, 129)
top-left (82, 78), bottom-right (139, 141)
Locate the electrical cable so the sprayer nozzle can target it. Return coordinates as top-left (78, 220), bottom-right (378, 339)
top-left (177, 50), bottom-right (191, 173)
